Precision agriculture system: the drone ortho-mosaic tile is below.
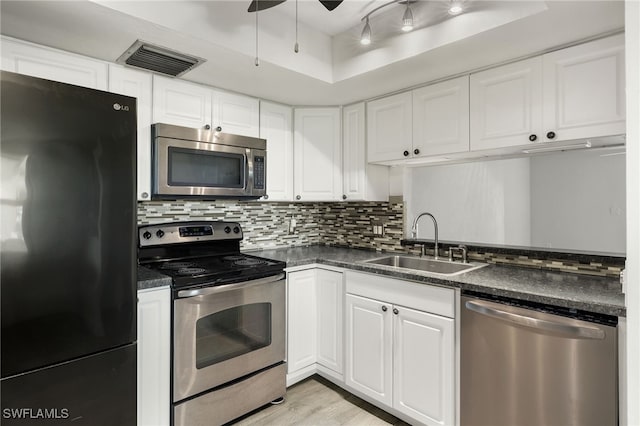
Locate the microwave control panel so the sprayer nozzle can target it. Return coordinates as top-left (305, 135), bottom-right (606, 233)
top-left (254, 156), bottom-right (265, 190)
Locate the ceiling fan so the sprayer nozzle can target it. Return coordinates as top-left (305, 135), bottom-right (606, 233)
top-left (248, 0), bottom-right (343, 12)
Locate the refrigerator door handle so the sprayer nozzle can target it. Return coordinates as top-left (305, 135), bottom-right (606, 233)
top-left (464, 300), bottom-right (605, 340)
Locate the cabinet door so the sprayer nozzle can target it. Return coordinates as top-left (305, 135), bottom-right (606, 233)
top-left (343, 103), bottom-right (390, 202)
top-left (1, 37), bottom-right (107, 90)
top-left (542, 34), bottom-right (625, 142)
top-left (213, 90), bottom-right (260, 137)
top-left (260, 101), bottom-right (293, 201)
top-left (316, 269), bottom-right (344, 375)
top-left (152, 75), bottom-right (212, 129)
top-left (393, 305), bottom-right (454, 426)
top-left (367, 92), bottom-right (412, 162)
top-left (470, 57), bottom-right (543, 151)
top-left (345, 294), bottom-right (392, 406)
top-left (138, 288), bottom-right (171, 426)
top-left (413, 76), bottom-right (470, 156)
top-left (293, 108), bottom-right (342, 201)
top-left (109, 65), bottom-right (153, 201)
top-left (287, 270), bottom-right (317, 373)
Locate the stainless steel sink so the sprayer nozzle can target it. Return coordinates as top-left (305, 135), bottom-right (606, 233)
top-left (361, 255), bottom-right (487, 276)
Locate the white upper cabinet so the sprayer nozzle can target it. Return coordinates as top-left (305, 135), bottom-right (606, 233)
top-left (293, 107), bottom-right (342, 201)
top-left (470, 57), bottom-right (543, 151)
top-left (413, 76), bottom-right (470, 156)
top-left (212, 90), bottom-right (259, 137)
top-left (152, 75), bottom-right (212, 129)
top-left (471, 33), bottom-right (625, 152)
top-left (109, 65), bottom-right (153, 201)
top-left (342, 103), bottom-right (389, 201)
top-left (367, 92), bottom-right (413, 163)
top-left (260, 101), bottom-right (293, 201)
top-left (1, 37), bottom-right (107, 90)
top-left (542, 33), bottom-right (625, 142)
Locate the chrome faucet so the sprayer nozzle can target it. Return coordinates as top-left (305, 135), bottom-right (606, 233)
top-left (411, 212), bottom-right (439, 260)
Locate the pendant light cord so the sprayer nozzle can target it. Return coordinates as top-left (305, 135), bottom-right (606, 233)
top-left (294, 0), bottom-right (299, 53)
top-left (255, 0), bottom-right (259, 66)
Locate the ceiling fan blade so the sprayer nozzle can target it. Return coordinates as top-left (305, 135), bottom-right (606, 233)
top-left (247, 0), bottom-right (287, 12)
top-left (318, 0), bottom-right (343, 11)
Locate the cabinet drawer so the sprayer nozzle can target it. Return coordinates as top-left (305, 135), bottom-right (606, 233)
top-left (345, 271), bottom-right (454, 318)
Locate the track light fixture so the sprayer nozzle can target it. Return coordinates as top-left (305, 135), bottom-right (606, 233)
top-left (360, 17), bottom-right (372, 45)
top-left (360, 0), bottom-right (466, 45)
top-left (402, 2), bottom-right (414, 32)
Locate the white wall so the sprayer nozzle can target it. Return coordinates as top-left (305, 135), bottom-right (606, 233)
top-left (624, 1), bottom-right (640, 425)
top-left (530, 150), bottom-right (626, 254)
top-left (405, 158), bottom-right (531, 245)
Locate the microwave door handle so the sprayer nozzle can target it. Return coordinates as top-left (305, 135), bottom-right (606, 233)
top-left (177, 273), bottom-right (285, 298)
top-left (245, 150), bottom-right (251, 191)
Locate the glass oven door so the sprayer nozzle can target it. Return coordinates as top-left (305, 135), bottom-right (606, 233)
top-left (173, 274), bottom-right (285, 402)
top-left (154, 137), bottom-right (250, 197)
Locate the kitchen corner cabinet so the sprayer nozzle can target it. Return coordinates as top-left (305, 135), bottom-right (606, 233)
top-left (471, 33), bottom-right (625, 151)
top-left (1, 36), bottom-right (107, 90)
top-left (412, 76), bottom-right (470, 157)
top-left (287, 267), bottom-right (344, 384)
top-left (367, 92), bottom-right (412, 163)
top-left (109, 65), bottom-right (153, 201)
top-left (260, 101), bottom-right (294, 201)
top-left (343, 103), bottom-right (389, 201)
top-left (212, 90), bottom-right (259, 137)
top-left (152, 75), bottom-right (213, 129)
top-left (345, 271), bottom-right (454, 426)
top-left (293, 108), bottom-right (342, 201)
top-left (137, 287), bottom-right (171, 426)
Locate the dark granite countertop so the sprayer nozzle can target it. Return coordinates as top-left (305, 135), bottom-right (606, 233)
top-left (252, 246), bottom-right (626, 317)
top-left (137, 265), bottom-right (172, 290)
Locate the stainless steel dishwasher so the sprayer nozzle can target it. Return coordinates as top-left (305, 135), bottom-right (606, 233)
top-left (461, 291), bottom-right (617, 426)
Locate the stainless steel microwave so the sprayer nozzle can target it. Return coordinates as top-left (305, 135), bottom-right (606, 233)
top-left (151, 123), bottom-right (266, 199)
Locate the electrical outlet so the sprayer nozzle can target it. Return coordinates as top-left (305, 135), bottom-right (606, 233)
top-left (288, 219), bottom-right (296, 235)
top-left (372, 222), bottom-right (384, 236)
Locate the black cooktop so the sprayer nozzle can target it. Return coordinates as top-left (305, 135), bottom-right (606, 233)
top-left (143, 253), bottom-right (285, 289)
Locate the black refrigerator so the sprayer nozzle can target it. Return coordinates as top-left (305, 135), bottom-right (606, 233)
top-left (0, 71), bottom-right (137, 425)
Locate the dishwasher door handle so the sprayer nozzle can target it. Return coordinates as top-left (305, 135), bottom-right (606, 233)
top-left (464, 300), bottom-right (606, 340)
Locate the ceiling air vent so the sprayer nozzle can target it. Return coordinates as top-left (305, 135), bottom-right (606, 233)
top-left (116, 40), bottom-right (205, 77)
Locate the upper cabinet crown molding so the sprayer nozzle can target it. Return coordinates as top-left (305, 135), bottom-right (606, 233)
top-left (1, 36), bottom-right (107, 90)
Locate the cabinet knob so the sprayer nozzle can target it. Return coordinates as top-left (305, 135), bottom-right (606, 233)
top-left (546, 131), bottom-right (556, 140)
top-left (381, 305), bottom-right (388, 312)
top-left (393, 308), bottom-right (399, 315)
top-left (204, 124), bottom-right (211, 130)
top-left (413, 149), bottom-right (420, 155)
top-left (403, 150), bottom-right (409, 157)
top-left (263, 194), bottom-right (269, 200)
top-left (342, 194), bottom-right (347, 200)
top-left (529, 134), bottom-right (537, 142)
top-left (141, 192), bottom-right (149, 199)
top-left (216, 126), bottom-right (222, 132)
top-left (296, 195), bottom-right (301, 200)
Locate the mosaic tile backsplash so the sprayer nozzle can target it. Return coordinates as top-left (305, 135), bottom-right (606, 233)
top-left (138, 200), bottom-right (623, 277)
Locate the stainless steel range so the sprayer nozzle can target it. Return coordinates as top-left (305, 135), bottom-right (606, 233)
top-left (138, 221), bottom-right (286, 426)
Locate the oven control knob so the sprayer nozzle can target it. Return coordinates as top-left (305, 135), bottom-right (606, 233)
top-left (142, 231), bottom-right (152, 240)
top-left (156, 230), bottom-right (165, 238)
top-left (233, 226), bottom-right (240, 234)
top-left (224, 226), bottom-right (231, 234)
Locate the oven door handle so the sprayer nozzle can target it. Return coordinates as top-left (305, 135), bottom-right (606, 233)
top-left (177, 273), bottom-right (285, 298)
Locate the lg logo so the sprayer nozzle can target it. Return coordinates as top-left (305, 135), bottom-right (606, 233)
top-left (112, 103), bottom-right (130, 111)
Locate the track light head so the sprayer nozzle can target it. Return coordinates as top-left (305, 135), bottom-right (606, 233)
top-left (360, 18), bottom-right (372, 45)
top-left (401, 3), bottom-right (413, 32)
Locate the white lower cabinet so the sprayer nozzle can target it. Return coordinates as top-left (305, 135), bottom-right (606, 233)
top-left (137, 287), bottom-right (171, 426)
top-left (286, 267), bottom-right (344, 385)
top-left (345, 271), bottom-right (455, 426)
